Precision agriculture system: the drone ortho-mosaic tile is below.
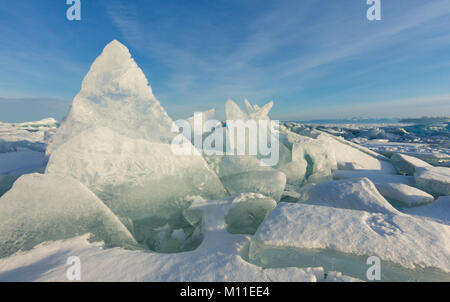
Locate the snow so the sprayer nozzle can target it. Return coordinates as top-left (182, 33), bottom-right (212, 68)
top-left (0, 173), bottom-right (137, 258)
top-left (250, 203), bottom-right (450, 281)
top-left (333, 170), bottom-right (434, 206)
top-left (414, 166), bottom-right (450, 196)
top-left (391, 153), bottom-right (432, 175)
top-left (0, 118), bottom-right (57, 152)
top-left (0, 40), bottom-right (448, 281)
top-left (0, 194), bottom-right (356, 282)
top-left (302, 178), bottom-right (399, 214)
top-left (403, 196), bottom-right (450, 226)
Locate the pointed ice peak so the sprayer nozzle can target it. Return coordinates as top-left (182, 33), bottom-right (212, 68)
top-left (244, 99), bottom-right (255, 114)
top-left (47, 40), bottom-right (175, 154)
top-left (226, 99), bottom-right (248, 121)
top-left (80, 39), bottom-right (153, 100)
top-left (252, 101), bottom-right (273, 120)
top-left (103, 39), bottom-right (131, 56)
top-left (226, 99), bottom-right (273, 121)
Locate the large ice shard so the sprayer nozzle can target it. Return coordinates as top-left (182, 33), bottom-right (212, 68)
top-left (0, 195), bottom-right (347, 282)
top-left (46, 126), bottom-right (226, 220)
top-left (250, 202), bottom-right (450, 281)
top-left (46, 40), bottom-right (175, 154)
top-left (0, 173), bottom-right (137, 258)
top-left (45, 41), bottom-right (227, 231)
top-left (204, 99), bottom-right (288, 199)
top-left (316, 132), bottom-right (396, 174)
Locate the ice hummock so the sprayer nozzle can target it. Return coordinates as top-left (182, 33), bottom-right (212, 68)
top-left (0, 173), bottom-right (137, 258)
top-left (44, 41), bottom-right (227, 247)
top-left (46, 40), bottom-right (175, 154)
top-left (250, 203), bottom-right (450, 281)
top-left (333, 170), bottom-right (434, 207)
top-left (301, 178), bottom-right (399, 214)
top-left (0, 194), bottom-right (357, 282)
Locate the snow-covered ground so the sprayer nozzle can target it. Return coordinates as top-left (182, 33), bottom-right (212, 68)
top-left (0, 40), bottom-right (449, 282)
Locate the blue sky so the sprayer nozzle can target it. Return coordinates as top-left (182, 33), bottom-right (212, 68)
top-left (0, 0), bottom-right (449, 122)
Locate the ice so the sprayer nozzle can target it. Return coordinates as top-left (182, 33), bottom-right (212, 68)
top-left (222, 193), bottom-right (277, 234)
top-left (0, 118), bottom-right (57, 153)
top-left (46, 126), bottom-right (227, 221)
top-left (226, 99), bottom-right (273, 121)
top-left (46, 40), bottom-right (176, 156)
top-left (316, 132), bottom-right (397, 174)
top-left (375, 183), bottom-right (434, 207)
top-left (0, 150), bottom-right (46, 174)
top-left (278, 129), bottom-right (333, 185)
top-left (185, 109), bottom-right (218, 138)
top-left (0, 173), bottom-right (137, 258)
top-left (0, 194), bottom-right (353, 282)
top-left (250, 203), bottom-right (450, 281)
top-left (44, 41), bottom-right (227, 237)
top-left (296, 135), bottom-right (337, 183)
top-left (301, 178), bottom-right (399, 214)
top-left (414, 166), bottom-right (450, 196)
top-left (403, 196), bottom-right (450, 226)
top-left (201, 99), bottom-right (288, 199)
top-left (403, 196), bottom-right (450, 225)
top-left (220, 170), bottom-right (286, 201)
top-left (333, 170), bottom-right (414, 185)
top-left (391, 153), bottom-right (432, 175)
top-left (333, 170), bottom-right (434, 207)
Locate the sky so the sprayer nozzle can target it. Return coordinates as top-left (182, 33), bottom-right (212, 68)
top-left (0, 0), bottom-right (449, 122)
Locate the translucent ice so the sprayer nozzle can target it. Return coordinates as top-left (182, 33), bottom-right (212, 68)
top-left (224, 193), bottom-right (277, 234)
top-left (46, 40), bottom-right (175, 155)
top-left (44, 41), bottom-right (227, 233)
top-left (220, 171), bottom-right (286, 202)
top-left (0, 173), bottom-right (137, 258)
top-left (46, 127), bottom-right (226, 221)
top-left (391, 153), bottom-right (432, 176)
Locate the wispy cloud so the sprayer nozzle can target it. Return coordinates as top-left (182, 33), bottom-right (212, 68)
top-left (104, 0), bottom-right (450, 120)
top-left (1, 0), bottom-right (449, 121)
